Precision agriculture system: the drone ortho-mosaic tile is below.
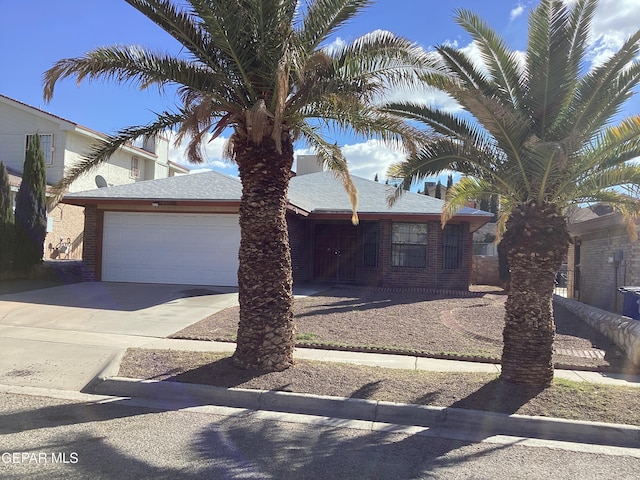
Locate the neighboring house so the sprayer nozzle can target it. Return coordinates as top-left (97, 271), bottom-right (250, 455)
top-left (566, 204), bottom-right (640, 314)
top-left (62, 157), bottom-right (493, 290)
top-left (0, 93), bottom-right (189, 260)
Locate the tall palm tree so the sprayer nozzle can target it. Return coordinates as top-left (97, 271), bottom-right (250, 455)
top-left (385, 0), bottom-right (640, 386)
top-left (43, 0), bottom-right (428, 371)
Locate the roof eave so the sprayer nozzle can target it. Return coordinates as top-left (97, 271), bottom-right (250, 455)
top-left (61, 197), bottom-right (241, 207)
top-left (568, 212), bottom-right (626, 236)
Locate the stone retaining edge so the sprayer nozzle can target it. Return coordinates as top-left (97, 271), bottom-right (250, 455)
top-left (554, 295), bottom-right (640, 367)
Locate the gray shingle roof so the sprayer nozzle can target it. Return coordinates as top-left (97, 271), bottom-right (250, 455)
top-left (64, 169), bottom-right (492, 219)
top-left (288, 172), bottom-right (490, 217)
top-left (64, 170), bottom-right (242, 201)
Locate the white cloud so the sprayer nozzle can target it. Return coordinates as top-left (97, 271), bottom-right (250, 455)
top-left (460, 40), bottom-right (486, 73)
top-left (510, 5), bottom-right (525, 20)
top-left (570, 0), bottom-right (640, 67)
top-left (166, 131), bottom-right (235, 173)
top-left (442, 39), bottom-right (459, 48)
top-left (323, 36), bottom-right (346, 54)
top-left (295, 139), bottom-right (407, 182)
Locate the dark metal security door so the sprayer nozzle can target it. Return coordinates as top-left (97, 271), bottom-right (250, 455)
top-left (313, 224), bottom-right (357, 282)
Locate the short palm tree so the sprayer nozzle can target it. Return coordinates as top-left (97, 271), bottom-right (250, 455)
top-left (386, 0), bottom-right (640, 386)
top-left (43, 0), bottom-right (428, 371)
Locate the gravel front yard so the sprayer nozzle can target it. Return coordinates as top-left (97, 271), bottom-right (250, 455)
top-left (120, 286), bottom-right (639, 425)
top-left (171, 286), bottom-right (628, 372)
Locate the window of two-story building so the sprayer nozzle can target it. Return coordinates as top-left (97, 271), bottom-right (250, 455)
top-left (130, 157), bottom-right (140, 179)
top-left (391, 223), bottom-right (427, 268)
top-left (25, 134), bottom-right (54, 165)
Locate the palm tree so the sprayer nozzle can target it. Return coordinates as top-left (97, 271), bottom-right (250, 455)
top-left (43, 0), bottom-right (428, 371)
top-left (385, 0), bottom-right (640, 386)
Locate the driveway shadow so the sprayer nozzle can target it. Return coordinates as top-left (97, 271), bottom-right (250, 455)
top-left (0, 282), bottom-right (233, 311)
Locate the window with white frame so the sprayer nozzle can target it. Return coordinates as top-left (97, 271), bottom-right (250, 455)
top-left (130, 157), bottom-right (140, 178)
top-left (25, 134), bottom-right (54, 165)
top-left (391, 223), bottom-right (427, 268)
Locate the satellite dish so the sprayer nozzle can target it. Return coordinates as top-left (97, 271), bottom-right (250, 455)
top-left (95, 175), bottom-right (108, 188)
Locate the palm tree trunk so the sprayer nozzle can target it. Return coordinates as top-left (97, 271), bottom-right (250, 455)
top-left (232, 135), bottom-right (295, 371)
top-left (499, 202), bottom-right (570, 387)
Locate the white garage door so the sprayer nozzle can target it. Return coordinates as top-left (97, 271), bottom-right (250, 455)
top-left (102, 212), bottom-right (240, 286)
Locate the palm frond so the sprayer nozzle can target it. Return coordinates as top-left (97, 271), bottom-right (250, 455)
top-left (566, 29), bottom-right (640, 137)
top-left (571, 190), bottom-right (640, 241)
top-left (581, 115), bottom-right (640, 171)
top-left (303, 102), bottom-right (425, 153)
top-left (547, 0), bottom-right (597, 137)
top-left (43, 46), bottom-right (232, 102)
top-left (386, 137), bottom-right (517, 206)
top-left (525, 0), bottom-right (579, 136)
top-left (125, 0), bottom-right (215, 66)
top-left (51, 110), bottom-right (187, 202)
top-left (330, 30), bottom-right (433, 91)
top-left (454, 8), bottom-right (523, 108)
top-left (298, 122), bottom-right (359, 224)
top-left (299, 0), bottom-right (372, 51)
top-left (434, 45), bottom-right (494, 93)
top-left (442, 176), bottom-right (499, 225)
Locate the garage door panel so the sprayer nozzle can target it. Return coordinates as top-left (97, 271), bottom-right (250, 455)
top-left (102, 212), bottom-right (239, 286)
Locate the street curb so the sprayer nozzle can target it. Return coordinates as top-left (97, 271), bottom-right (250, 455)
top-left (92, 376), bottom-right (640, 448)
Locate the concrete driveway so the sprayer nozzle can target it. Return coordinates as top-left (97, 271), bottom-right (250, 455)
top-left (0, 282), bottom-right (238, 391)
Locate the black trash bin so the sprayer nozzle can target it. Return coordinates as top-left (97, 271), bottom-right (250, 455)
top-left (617, 287), bottom-right (640, 320)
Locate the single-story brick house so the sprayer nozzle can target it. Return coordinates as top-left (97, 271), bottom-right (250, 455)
top-left (62, 164), bottom-right (493, 290)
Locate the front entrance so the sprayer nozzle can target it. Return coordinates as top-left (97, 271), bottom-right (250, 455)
top-left (313, 224), bottom-right (358, 283)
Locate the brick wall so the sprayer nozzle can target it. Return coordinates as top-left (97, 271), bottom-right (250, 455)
top-left (45, 203), bottom-right (85, 260)
top-left (370, 220), bottom-right (471, 290)
top-left (293, 219), bottom-right (471, 291)
top-left (287, 213), bottom-right (312, 284)
top-left (472, 255), bottom-right (500, 285)
top-left (81, 205), bottom-right (99, 281)
top-left (572, 225), bottom-right (640, 313)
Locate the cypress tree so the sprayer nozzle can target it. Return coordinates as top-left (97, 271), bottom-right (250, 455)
top-left (14, 134), bottom-right (48, 272)
top-left (446, 174), bottom-right (453, 189)
top-left (489, 194), bottom-right (499, 221)
top-left (0, 162), bottom-right (14, 271)
top-left (435, 181), bottom-right (442, 199)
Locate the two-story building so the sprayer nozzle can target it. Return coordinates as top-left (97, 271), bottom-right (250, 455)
top-left (0, 93), bottom-right (188, 259)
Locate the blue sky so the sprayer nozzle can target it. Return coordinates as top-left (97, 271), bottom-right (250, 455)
top-left (1, 0), bottom-right (639, 182)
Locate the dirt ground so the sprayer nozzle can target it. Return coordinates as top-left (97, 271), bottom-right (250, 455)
top-left (118, 286), bottom-right (640, 425)
top-left (170, 286), bottom-right (627, 371)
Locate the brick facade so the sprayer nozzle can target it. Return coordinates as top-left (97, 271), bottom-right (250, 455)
top-left (45, 203), bottom-right (85, 260)
top-left (81, 205), bottom-right (99, 281)
top-left (82, 208), bottom-right (474, 291)
top-left (287, 213), bottom-right (313, 284)
top-left (568, 224), bottom-right (640, 313)
top-left (288, 215), bottom-right (472, 291)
